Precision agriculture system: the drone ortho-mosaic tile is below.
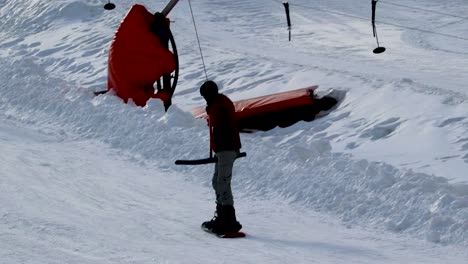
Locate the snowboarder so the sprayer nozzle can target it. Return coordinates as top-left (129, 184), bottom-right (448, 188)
top-left (199, 80), bottom-right (243, 235)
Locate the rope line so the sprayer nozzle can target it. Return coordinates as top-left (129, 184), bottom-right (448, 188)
top-left (272, 0), bottom-right (468, 42)
top-left (188, 0), bottom-right (209, 81)
top-left (379, 1), bottom-right (468, 21)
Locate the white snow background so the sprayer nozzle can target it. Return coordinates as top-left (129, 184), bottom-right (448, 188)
top-left (1, 0), bottom-right (468, 263)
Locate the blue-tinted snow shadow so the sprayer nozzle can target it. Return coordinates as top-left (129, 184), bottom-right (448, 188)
top-left (244, 234), bottom-right (388, 261)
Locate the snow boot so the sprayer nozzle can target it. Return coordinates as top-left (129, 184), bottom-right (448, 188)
top-left (211, 205), bottom-right (242, 235)
top-left (202, 203), bottom-right (222, 231)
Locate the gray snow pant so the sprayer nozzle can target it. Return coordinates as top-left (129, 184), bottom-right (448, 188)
top-left (212, 151), bottom-right (238, 206)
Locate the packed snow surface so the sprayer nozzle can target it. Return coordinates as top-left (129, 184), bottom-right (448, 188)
top-left (1, 0), bottom-right (468, 263)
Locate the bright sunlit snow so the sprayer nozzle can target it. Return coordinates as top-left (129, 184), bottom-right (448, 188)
top-left (1, 0), bottom-right (468, 263)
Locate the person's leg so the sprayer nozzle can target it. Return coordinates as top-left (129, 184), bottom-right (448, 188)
top-left (211, 160), bottom-right (219, 198)
top-left (211, 151), bottom-right (242, 234)
top-left (213, 151), bottom-right (237, 206)
top-left (202, 160), bottom-right (224, 230)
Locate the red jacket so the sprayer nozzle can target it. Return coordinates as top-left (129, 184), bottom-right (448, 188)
top-left (206, 94), bottom-right (242, 152)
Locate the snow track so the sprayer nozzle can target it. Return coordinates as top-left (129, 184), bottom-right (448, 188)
top-left (1, 119), bottom-right (467, 263)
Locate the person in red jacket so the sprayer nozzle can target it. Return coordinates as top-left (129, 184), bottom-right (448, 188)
top-left (199, 80), bottom-right (242, 235)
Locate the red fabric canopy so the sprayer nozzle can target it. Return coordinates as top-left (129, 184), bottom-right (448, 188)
top-left (192, 86), bottom-right (321, 132)
top-left (107, 4), bottom-right (176, 106)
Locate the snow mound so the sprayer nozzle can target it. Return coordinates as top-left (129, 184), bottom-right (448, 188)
top-left (1, 57), bottom-right (467, 246)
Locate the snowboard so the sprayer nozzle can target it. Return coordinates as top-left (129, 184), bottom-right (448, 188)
top-left (201, 226), bottom-right (246, 238)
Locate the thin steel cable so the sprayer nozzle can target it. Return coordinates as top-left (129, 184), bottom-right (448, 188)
top-left (271, 0), bottom-right (468, 42)
top-left (379, 1), bottom-right (468, 21)
top-left (188, 0), bottom-right (209, 81)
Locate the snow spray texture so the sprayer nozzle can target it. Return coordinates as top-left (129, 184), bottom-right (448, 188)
top-left (107, 5), bottom-right (176, 107)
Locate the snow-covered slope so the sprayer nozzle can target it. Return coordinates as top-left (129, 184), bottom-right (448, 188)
top-left (3, 118), bottom-right (467, 264)
top-left (1, 0), bottom-right (468, 263)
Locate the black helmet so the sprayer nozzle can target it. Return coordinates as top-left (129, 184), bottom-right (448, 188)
top-left (200, 80), bottom-right (219, 97)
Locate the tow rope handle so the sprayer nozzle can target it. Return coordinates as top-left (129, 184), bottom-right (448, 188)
top-left (283, 1), bottom-right (292, 41)
top-left (372, 0), bottom-right (377, 37)
top-left (174, 117), bottom-right (247, 165)
top-left (371, 0), bottom-right (386, 53)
